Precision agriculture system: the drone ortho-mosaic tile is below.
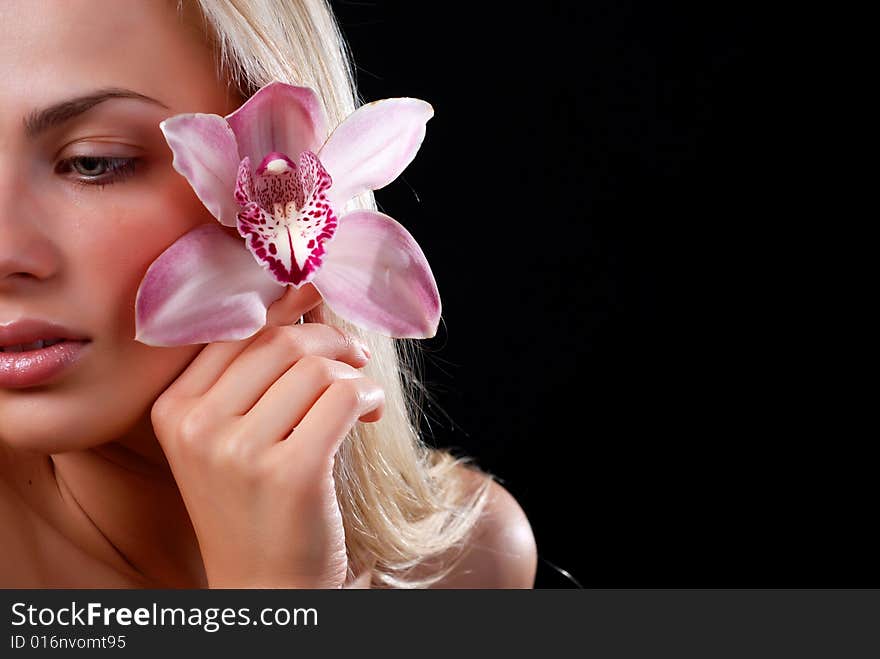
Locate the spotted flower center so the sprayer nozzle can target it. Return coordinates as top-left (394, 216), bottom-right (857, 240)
top-left (234, 150), bottom-right (338, 286)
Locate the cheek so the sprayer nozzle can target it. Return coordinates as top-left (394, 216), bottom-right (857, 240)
top-left (74, 186), bottom-right (210, 324)
top-left (0, 181), bottom-right (214, 452)
top-left (77, 185), bottom-right (209, 414)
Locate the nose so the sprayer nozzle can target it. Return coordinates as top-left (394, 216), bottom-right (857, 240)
top-left (0, 177), bottom-right (61, 285)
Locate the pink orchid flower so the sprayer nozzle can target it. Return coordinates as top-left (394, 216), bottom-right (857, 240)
top-left (134, 81), bottom-right (441, 346)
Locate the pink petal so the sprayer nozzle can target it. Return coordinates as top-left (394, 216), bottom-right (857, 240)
top-left (159, 114), bottom-right (241, 227)
top-left (235, 152), bottom-right (338, 287)
top-left (317, 98), bottom-right (434, 209)
top-left (312, 210), bottom-right (440, 339)
top-left (226, 82), bottom-right (327, 168)
top-left (135, 224), bottom-right (285, 347)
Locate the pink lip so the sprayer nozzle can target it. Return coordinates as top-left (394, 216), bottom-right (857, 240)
top-left (0, 340), bottom-right (91, 388)
top-left (0, 318), bottom-right (90, 347)
top-left (0, 318), bottom-right (92, 388)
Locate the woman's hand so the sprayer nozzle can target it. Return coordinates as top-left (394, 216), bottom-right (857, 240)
top-left (150, 284), bottom-right (384, 589)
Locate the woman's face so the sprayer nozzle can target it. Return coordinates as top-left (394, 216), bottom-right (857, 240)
top-left (0, 0), bottom-right (241, 452)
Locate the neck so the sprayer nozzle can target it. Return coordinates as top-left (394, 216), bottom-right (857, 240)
top-left (49, 412), bottom-right (207, 588)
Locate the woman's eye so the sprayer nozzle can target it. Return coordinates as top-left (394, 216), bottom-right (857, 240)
top-left (56, 155), bottom-right (139, 188)
top-left (72, 156), bottom-right (109, 176)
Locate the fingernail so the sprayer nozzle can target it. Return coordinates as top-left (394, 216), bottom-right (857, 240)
top-left (357, 341), bottom-right (372, 359)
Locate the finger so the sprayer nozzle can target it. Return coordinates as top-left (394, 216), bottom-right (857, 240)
top-left (164, 284), bottom-right (323, 399)
top-left (275, 376), bottom-right (385, 471)
top-left (266, 282), bottom-right (323, 327)
top-left (202, 324), bottom-right (370, 417)
top-left (238, 356), bottom-right (365, 448)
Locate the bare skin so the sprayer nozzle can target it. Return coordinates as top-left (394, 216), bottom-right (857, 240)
top-left (0, 0), bottom-right (536, 588)
top-left (0, 432), bottom-right (537, 588)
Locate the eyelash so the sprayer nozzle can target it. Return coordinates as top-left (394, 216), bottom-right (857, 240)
top-left (56, 156), bottom-right (139, 189)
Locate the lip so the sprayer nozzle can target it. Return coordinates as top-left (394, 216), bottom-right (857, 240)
top-left (0, 318), bottom-right (91, 388)
top-left (0, 318), bottom-right (91, 348)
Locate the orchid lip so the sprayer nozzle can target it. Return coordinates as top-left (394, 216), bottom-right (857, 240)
top-left (235, 150), bottom-right (337, 287)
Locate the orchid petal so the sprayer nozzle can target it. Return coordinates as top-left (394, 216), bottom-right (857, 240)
top-left (318, 98), bottom-right (434, 208)
top-left (135, 224), bottom-right (285, 347)
top-left (312, 210), bottom-right (440, 338)
top-left (159, 114), bottom-right (241, 227)
top-left (226, 82), bottom-right (327, 167)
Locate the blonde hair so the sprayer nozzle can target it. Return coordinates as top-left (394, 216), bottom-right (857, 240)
top-left (175, 0), bottom-right (492, 588)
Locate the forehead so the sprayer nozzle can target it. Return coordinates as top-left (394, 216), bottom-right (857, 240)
top-left (0, 0), bottom-right (234, 121)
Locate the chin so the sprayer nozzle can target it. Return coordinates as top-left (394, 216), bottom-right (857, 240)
top-left (0, 384), bottom-right (151, 455)
top-left (0, 342), bottom-right (199, 455)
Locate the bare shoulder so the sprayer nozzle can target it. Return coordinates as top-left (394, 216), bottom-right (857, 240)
top-left (339, 463), bottom-right (538, 590)
top-left (426, 465), bottom-right (538, 589)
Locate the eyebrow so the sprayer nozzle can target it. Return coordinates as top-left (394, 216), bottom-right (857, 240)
top-left (23, 87), bottom-right (169, 138)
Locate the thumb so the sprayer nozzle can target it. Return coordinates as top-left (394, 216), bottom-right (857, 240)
top-left (265, 283), bottom-right (323, 327)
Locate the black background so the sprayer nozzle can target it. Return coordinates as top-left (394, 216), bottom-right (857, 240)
top-left (330, 2), bottom-right (871, 587)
